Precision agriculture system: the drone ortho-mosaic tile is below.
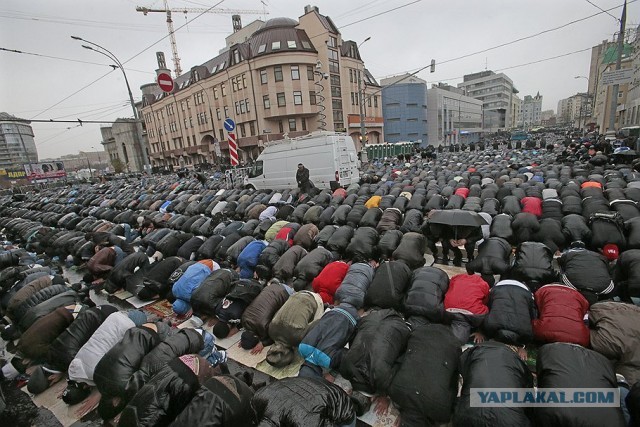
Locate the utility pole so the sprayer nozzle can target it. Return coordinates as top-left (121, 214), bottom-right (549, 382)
top-left (608, 0), bottom-right (627, 132)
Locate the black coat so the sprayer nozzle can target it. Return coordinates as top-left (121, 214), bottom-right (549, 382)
top-left (561, 214), bottom-right (591, 245)
top-left (251, 377), bottom-right (354, 427)
top-left (392, 232), bottom-right (426, 269)
top-left (535, 343), bottom-right (625, 427)
top-left (326, 225), bottom-right (355, 255)
top-left (139, 256), bottom-right (186, 300)
top-left (466, 237), bottom-right (512, 276)
top-left (615, 249), bottom-right (640, 299)
top-left (345, 226), bottom-right (379, 263)
top-left (169, 375), bottom-right (254, 427)
top-left (559, 249), bottom-right (614, 297)
top-left (453, 341), bottom-right (534, 427)
top-left (403, 266), bottom-right (449, 322)
top-left (377, 230), bottom-right (404, 260)
top-left (255, 240), bottom-right (289, 280)
top-left (126, 328), bottom-right (203, 400)
top-left (483, 280), bottom-right (535, 345)
top-left (105, 252), bottom-right (150, 294)
top-left (490, 214), bottom-right (514, 243)
top-left (118, 357), bottom-right (200, 427)
top-left (512, 213), bottom-right (540, 244)
top-left (190, 269), bottom-right (239, 317)
top-left (365, 261), bottom-right (412, 311)
top-left (293, 247), bottom-right (333, 291)
top-left (389, 324), bottom-right (460, 426)
top-left (508, 242), bottom-right (557, 289)
top-left (94, 325), bottom-right (161, 399)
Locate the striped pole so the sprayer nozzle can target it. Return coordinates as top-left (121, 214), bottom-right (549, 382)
top-left (228, 132), bottom-right (239, 166)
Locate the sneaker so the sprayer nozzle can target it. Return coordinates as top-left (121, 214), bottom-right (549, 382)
top-left (218, 350), bottom-right (228, 364)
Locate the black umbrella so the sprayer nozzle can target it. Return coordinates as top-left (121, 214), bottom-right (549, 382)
top-left (427, 209), bottom-right (487, 227)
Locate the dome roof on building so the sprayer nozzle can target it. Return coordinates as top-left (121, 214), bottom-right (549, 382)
top-left (259, 17), bottom-right (298, 30)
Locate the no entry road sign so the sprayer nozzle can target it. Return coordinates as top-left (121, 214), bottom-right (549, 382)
top-left (157, 72), bottom-right (174, 93)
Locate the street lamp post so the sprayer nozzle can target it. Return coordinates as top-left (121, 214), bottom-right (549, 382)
top-left (575, 76), bottom-right (591, 133)
top-left (91, 145), bottom-right (102, 175)
top-left (357, 37), bottom-right (371, 152)
top-left (71, 35), bottom-right (151, 173)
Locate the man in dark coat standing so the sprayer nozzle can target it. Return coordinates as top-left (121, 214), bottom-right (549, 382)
top-left (296, 163), bottom-right (311, 193)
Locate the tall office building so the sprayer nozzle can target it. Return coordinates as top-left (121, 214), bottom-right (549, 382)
top-left (457, 70), bottom-right (517, 132)
top-left (380, 74), bottom-right (428, 144)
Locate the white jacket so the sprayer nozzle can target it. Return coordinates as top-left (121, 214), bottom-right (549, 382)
top-left (68, 312), bottom-right (134, 385)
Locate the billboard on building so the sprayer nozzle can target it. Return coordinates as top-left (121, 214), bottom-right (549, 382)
top-left (23, 162), bottom-right (66, 180)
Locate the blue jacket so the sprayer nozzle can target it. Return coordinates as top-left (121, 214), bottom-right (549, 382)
top-left (299, 303), bottom-right (358, 369)
top-left (171, 262), bottom-right (214, 314)
top-left (237, 240), bottom-right (268, 279)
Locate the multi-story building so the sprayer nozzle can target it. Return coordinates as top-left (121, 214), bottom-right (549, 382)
top-left (590, 38), bottom-right (634, 131)
top-left (0, 112), bottom-right (38, 169)
top-left (623, 25), bottom-right (640, 127)
top-left (41, 151), bottom-right (109, 174)
top-left (380, 74), bottom-right (428, 144)
top-left (557, 93), bottom-right (592, 128)
top-left (100, 119), bottom-right (148, 172)
top-left (457, 70), bottom-right (517, 132)
top-left (426, 83), bottom-right (483, 146)
top-left (140, 5), bottom-right (383, 169)
top-left (522, 92), bottom-right (543, 127)
top-left (510, 94), bottom-right (522, 129)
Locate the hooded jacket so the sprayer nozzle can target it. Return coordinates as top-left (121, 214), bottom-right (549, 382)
top-left (47, 305), bottom-right (117, 373)
top-left (339, 308), bottom-right (411, 394)
top-left (19, 289), bottom-right (78, 332)
top-left (404, 266), bottom-right (450, 323)
top-left (236, 240), bottom-right (267, 279)
top-left (299, 303), bottom-right (359, 369)
top-left (16, 305), bottom-right (76, 361)
top-left (535, 343), bottom-right (625, 427)
top-left (389, 324), bottom-right (461, 426)
top-left (532, 284), bottom-right (590, 347)
top-left (172, 261), bottom-right (217, 315)
top-left (311, 261), bottom-right (350, 305)
top-left (453, 342), bottom-right (534, 427)
top-left (69, 311), bottom-right (135, 385)
top-left (292, 247), bottom-right (333, 291)
top-left (589, 302), bottom-right (640, 386)
top-left (6, 274), bottom-right (53, 321)
top-left (126, 328), bottom-right (203, 400)
top-left (512, 212), bottom-right (541, 244)
top-left (483, 279), bottom-right (535, 345)
top-left (272, 245), bottom-right (308, 281)
top-left (268, 291), bottom-right (324, 350)
top-left (169, 375), bottom-right (255, 427)
top-left (251, 377), bottom-right (355, 427)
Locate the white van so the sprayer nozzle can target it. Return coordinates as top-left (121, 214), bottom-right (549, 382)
top-left (246, 131), bottom-right (359, 190)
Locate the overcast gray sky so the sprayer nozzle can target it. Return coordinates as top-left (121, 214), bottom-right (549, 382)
top-left (1, 0), bottom-right (637, 159)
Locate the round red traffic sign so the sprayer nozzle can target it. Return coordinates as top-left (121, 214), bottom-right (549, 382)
top-left (157, 72), bottom-right (174, 93)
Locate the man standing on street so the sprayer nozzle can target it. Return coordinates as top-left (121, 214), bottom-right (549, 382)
top-left (296, 163), bottom-right (311, 193)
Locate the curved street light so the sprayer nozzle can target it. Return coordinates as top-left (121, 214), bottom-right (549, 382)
top-left (71, 35), bottom-right (150, 172)
top-left (357, 37), bottom-right (372, 152)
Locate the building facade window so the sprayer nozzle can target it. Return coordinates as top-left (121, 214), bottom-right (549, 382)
top-left (245, 98), bottom-right (250, 112)
top-left (374, 95), bottom-right (378, 108)
top-left (274, 66), bottom-right (283, 82)
top-left (213, 86), bottom-right (219, 99)
top-left (307, 65), bottom-right (314, 80)
top-left (239, 123), bottom-right (246, 137)
top-left (309, 91), bottom-right (316, 105)
top-left (260, 69), bottom-right (267, 84)
top-left (216, 108), bottom-right (221, 120)
top-left (278, 120), bottom-right (284, 133)
top-left (301, 117), bottom-right (307, 131)
top-left (328, 36), bottom-right (337, 48)
top-left (263, 95), bottom-right (270, 109)
top-left (277, 92), bottom-right (286, 107)
top-left (288, 118), bottom-right (296, 131)
top-left (249, 121), bottom-right (256, 136)
top-left (293, 91), bottom-right (302, 105)
top-left (221, 83), bottom-right (227, 97)
top-left (291, 65), bottom-right (300, 80)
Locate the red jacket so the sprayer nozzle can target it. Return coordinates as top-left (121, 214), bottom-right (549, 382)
top-left (312, 261), bottom-right (350, 304)
top-left (275, 227), bottom-right (295, 247)
top-left (444, 274), bottom-right (490, 315)
top-left (532, 284), bottom-right (590, 347)
top-left (521, 197), bottom-right (543, 218)
top-left (454, 187), bottom-right (470, 199)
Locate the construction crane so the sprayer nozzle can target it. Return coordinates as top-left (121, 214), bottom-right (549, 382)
top-left (136, 1), bottom-right (267, 77)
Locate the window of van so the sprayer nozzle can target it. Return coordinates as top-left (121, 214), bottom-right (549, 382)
top-left (248, 160), bottom-right (263, 178)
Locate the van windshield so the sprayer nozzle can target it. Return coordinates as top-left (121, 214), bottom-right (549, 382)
top-left (248, 160), bottom-right (263, 178)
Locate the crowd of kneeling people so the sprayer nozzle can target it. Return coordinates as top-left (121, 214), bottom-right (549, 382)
top-left (0, 143), bottom-right (640, 426)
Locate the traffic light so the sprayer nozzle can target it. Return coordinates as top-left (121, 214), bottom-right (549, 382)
top-left (430, 59), bottom-right (436, 73)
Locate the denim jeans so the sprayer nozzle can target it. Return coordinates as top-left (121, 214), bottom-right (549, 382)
top-left (198, 330), bottom-right (226, 366)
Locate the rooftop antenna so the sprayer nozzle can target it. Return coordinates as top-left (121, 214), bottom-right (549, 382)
top-left (261, 0), bottom-right (268, 22)
top-left (485, 57), bottom-right (488, 71)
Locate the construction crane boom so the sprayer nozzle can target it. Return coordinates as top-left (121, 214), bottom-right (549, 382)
top-left (136, 2), bottom-right (268, 77)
